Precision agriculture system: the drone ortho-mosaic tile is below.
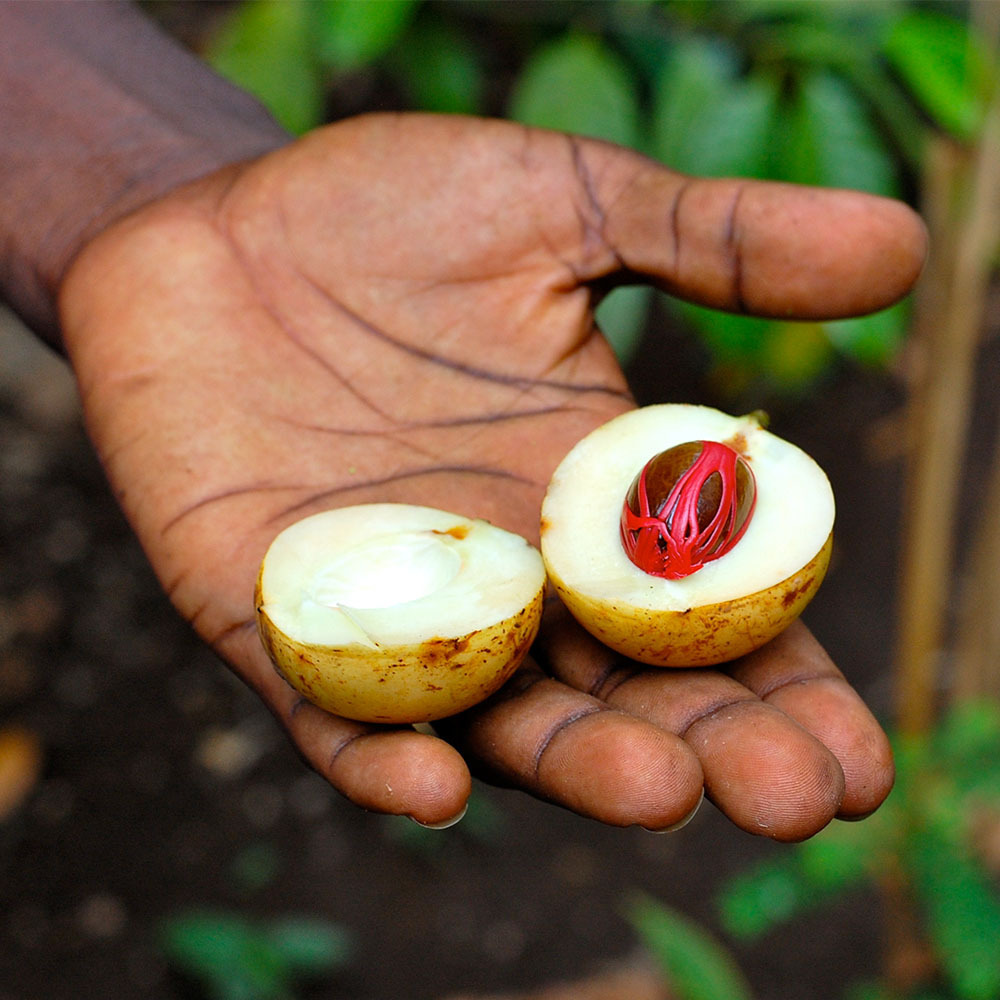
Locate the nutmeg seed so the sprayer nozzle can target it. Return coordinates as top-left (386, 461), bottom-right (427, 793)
top-left (620, 439), bottom-right (756, 580)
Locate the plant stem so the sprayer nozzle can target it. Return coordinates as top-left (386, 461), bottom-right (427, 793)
top-left (894, 140), bottom-right (972, 736)
top-left (949, 3), bottom-right (1000, 704)
top-left (953, 409), bottom-right (1000, 699)
top-left (894, 78), bottom-right (1000, 735)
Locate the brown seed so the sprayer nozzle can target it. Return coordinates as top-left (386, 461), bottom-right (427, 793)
top-left (626, 441), bottom-right (755, 547)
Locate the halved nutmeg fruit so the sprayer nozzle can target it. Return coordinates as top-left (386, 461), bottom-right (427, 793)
top-left (255, 504), bottom-right (545, 723)
top-left (540, 404), bottom-right (834, 667)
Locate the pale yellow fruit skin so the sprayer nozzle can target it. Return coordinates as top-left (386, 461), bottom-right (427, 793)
top-left (255, 579), bottom-right (543, 724)
top-left (545, 534), bottom-right (832, 668)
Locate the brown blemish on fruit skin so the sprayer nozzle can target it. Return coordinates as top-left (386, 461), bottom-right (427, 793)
top-left (780, 579), bottom-right (810, 609)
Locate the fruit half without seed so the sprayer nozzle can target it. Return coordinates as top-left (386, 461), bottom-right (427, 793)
top-left (540, 404), bottom-right (835, 667)
top-left (255, 504), bottom-right (546, 723)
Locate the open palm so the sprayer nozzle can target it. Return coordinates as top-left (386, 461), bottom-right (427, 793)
top-left (59, 114), bottom-right (925, 838)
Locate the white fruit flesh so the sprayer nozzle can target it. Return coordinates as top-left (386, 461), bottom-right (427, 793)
top-left (256, 504), bottom-right (545, 723)
top-left (540, 405), bottom-right (834, 667)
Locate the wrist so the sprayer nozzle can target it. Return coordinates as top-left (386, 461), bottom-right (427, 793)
top-left (0, 1), bottom-right (290, 348)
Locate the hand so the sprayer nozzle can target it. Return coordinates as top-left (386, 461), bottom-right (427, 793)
top-left (59, 113), bottom-right (925, 838)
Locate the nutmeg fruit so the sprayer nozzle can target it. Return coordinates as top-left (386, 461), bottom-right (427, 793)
top-left (255, 504), bottom-right (545, 723)
top-left (540, 404), bottom-right (834, 667)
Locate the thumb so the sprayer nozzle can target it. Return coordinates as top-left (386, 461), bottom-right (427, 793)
top-left (580, 142), bottom-right (927, 320)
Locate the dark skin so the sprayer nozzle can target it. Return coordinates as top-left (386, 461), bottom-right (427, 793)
top-left (57, 114), bottom-right (925, 837)
top-left (2, 3), bottom-right (926, 838)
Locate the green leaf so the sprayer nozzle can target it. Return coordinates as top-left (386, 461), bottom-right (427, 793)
top-left (932, 699), bottom-right (1000, 802)
top-left (907, 826), bottom-right (1000, 1000)
top-left (205, 0), bottom-right (325, 135)
top-left (822, 300), bottom-right (907, 368)
top-left (759, 321), bottom-right (835, 393)
top-left (883, 9), bottom-right (993, 141)
top-left (796, 817), bottom-right (882, 893)
top-left (265, 916), bottom-right (353, 973)
top-left (683, 298), bottom-right (904, 385)
top-left (650, 37), bottom-right (740, 170)
top-left (672, 305), bottom-right (844, 396)
top-left (662, 69), bottom-right (781, 179)
top-left (778, 71), bottom-right (898, 195)
top-left (609, 3), bottom-right (674, 84)
top-left (596, 286), bottom-right (653, 366)
top-left (508, 34), bottom-right (642, 148)
top-left (160, 911), bottom-right (260, 979)
top-left (627, 893), bottom-right (754, 1000)
top-left (674, 302), bottom-right (770, 361)
top-left (159, 911), bottom-right (289, 1000)
top-left (933, 700), bottom-right (1000, 765)
top-left (719, 0), bottom-right (901, 31)
top-left (389, 15), bottom-right (485, 114)
top-left (315, 0), bottom-right (420, 72)
top-left (716, 856), bottom-right (808, 939)
top-left (670, 304), bottom-right (775, 399)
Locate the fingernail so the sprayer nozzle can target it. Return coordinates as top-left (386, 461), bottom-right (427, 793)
top-left (410, 803), bottom-right (468, 830)
top-left (642, 790), bottom-right (704, 834)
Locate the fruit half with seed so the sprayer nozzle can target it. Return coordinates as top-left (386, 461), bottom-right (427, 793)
top-left (255, 504), bottom-right (545, 723)
top-left (540, 404), bottom-right (834, 667)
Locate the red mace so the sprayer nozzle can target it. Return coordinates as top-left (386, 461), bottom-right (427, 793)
top-left (620, 440), bottom-right (757, 580)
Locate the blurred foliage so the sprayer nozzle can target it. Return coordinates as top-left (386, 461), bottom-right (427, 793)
top-left (228, 839), bottom-right (284, 896)
top-left (717, 700), bottom-right (1000, 1000)
top-left (198, 0), bottom-right (992, 397)
top-left (159, 908), bottom-right (352, 1000)
top-left (626, 893), bottom-right (754, 1000)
